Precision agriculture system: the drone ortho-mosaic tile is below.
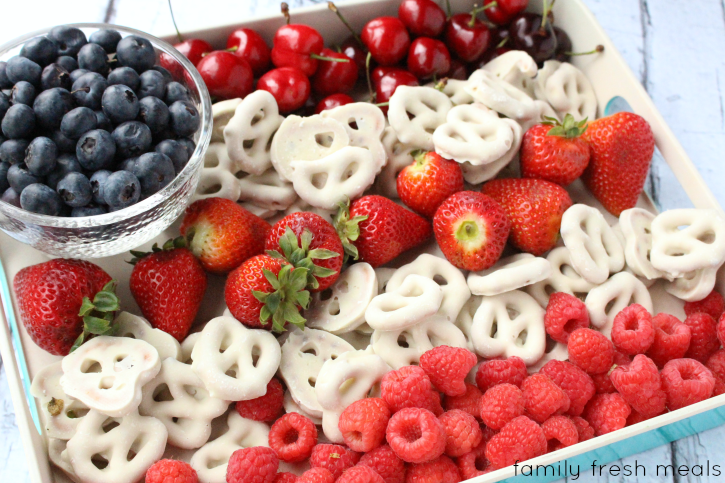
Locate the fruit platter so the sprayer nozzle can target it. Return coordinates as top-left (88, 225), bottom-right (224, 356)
top-left (2, 0), bottom-right (725, 483)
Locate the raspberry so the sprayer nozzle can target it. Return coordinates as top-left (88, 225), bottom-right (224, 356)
top-left (479, 383), bottom-right (524, 430)
top-left (568, 328), bottom-right (614, 374)
top-left (661, 358), bottom-right (715, 410)
top-left (386, 408), bottom-right (447, 464)
top-left (683, 313), bottom-right (719, 363)
top-left (456, 440), bottom-right (492, 479)
top-left (541, 415), bottom-right (578, 452)
top-left (485, 416), bottom-right (547, 469)
top-left (544, 292), bottom-right (589, 344)
top-left (226, 447), bottom-right (279, 483)
top-left (443, 383), bottom-right (482, 419)
top-left (273, 474), bottom-right (298, 483)
top-left (626, 408), bottom-right (650, 426)
top-left (521, 374), bottom-right (570, 423)
top-left (422, 390), bottom-right (444, 416)
top-left (539, 360), bottom-right (595, 417)
top-left (419, 346), bottom-right (478, 397)
top-left (611, 304), bottom-right (655, 355)
top-left (570, 416), bottom-right (594, 442)
top-left (236, 378), bottom-right (285, 422)
top-left (609, 354), bottom-right (666, 418)
top-left (684, 290), bottom-right (725, 320)
top-left (337, 466), bottom-right (385, 483)
top-left (309, 444), bottom-right (360, 480)
top-left (646, 313), bottom-right (691, 368)
top-left (381, 366), bottom-right (436, 413)
top-left (339, 398), bottom-right (391, 452)
top-left (145, 459), bottom-right (198, 483)
top-left (582, 393), bottom-right (630, 436)
top-left (438, 409), bottom-right (483, 457)
top-left (358, 445), bottom-right (406, 483)
top-left (475, 356), bottom-right (527, 393)
top-left (591, 350), bottom-right (630, 394)
top-left (298, 468), bottom-right (334, 483)
top-left (706, 349), bottom-right (725, 396)
top-left (718, 313), bottom-right (725, 347)
top-left (268, 412), bottom-right (318, 463)
top-left (405, 456), bottom-right (461, 483)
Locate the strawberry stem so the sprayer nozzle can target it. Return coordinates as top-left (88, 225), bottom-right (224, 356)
top-left (544, 113), bottom-right (588, 138)
top-left (71, 281), bottom-right (120, 352)
top-left (252, 264), bottom-right (310, 331)
top-left (267, 227), bottom-right (339, 291)
top-left (128, 236), bottom-right (187, 265)
top-left (333, 199), bottom-right (368, 262)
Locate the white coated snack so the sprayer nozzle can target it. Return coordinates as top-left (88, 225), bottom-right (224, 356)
top-left (388, 85), bottom-right (452, 150)
top-left (365, 274), bottom-right (444, 331)
top-left (527, 247), bottom-right (598, 307)
top-left (190, 411), bottom-right (270, 483)
top-left (377, 126), bottom-right (416, 198)
top-left (618, 208), bottom-right (664, 281)
top-left (237, 168), bottom-right (297, 210)
top-left (194, 142), bottom-right (243, 202)
top-left (650, 209), bottom-right (725, 278)
top-left (481, 51), bottom-right (538, 97)
top-left (291, 146), bottom-right (377, 210)
top-left (271, 114), bottom-right (350, 181)
top-left (560, 204), bottom-right (625, 284)
top-left (224, 90), bottom-right (284, 175)
top-left (212, 98), bottom-right (242, 143)
top-left (455, 295), bottom-right (481, 351)
top-left (458, 117), bottom-right (522, 184)
top-left (66, 409), bottom-right (167, 483)
top-left (375, 267), bottom-right (397, 294)
top-left (180, 332), bottom-right (202, 364)
top-left (321, 102), bottom-right (387, 171)
top-left (519, 99), bottom-right (560, 133)
top-left (371, 314), bottom-right (468, 369)
top-left (315, 347), bottom-right (391, 443)
top-left (48, 438), bottom-right (78, 482)
top-left (307, 263), bottom-right (378, 333)
top-left (467, 254), bottom-right (552, 296)
top-left (139, 358), bottom-right (229, 449)
top-left (529, 339), bottom-right (569, 372)
top-left (191, 316), bottom-right (281, 401)
top-left (284, 199), bottom-right (336, 219)
top-left (279, 327), bottom-right (355, 417)
top-left (534, 61), bottom-right (597, 121)
top-left (31, 361), bottom-right (88, 440)
top-left (60, 336), bottom-right (161, 418)
top-left (470, 290), bottom-right (546, 365)
top-left (283, 391), bottom-right (323, 425)
top-left (240, 201), bottom-right (278, 219)
top-left (585, 271), bottom-right (653, 337)
top-left (466, 70), bottom-right (536, 121)
top-left (431, 78), bottom-right (475, 105)
top-left (115, 311), bottom-right (182, 361)
top-left (664, 267), bottom-right (719, 302)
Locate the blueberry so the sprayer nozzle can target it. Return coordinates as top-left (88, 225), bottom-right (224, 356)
top-left (107, 67), bottom-right (140, 91)
top-left (48, 26), bottom-right (88, 57)
top-left (152, 127), bottom-right (175, 144)
top-left (102, 84), bottom-right (139, 124)
top-left (25, 137), bottom-right (58, 176)
top-left (116, 157), bottom-right (137, 172)
top-left (137, 96), bottom-right (169, 133)
top-left (55, 55), bottom-right (78, 73)
top-left (155, 139), bottom-right (189, 174)
top-left (50, 130), bottom-right (77, 153)
top-left (7, 163), bottom-right (42, 192)
top-left (0, 139), bottom-right (30, 164)
top-left (72, 204), bottom-right (107, 217)
top-left (177, 137), bottom-right (196, 159)
top-left (76, 129), bottom-right (116, 170)
top-left (33, 87), bottom-right (74, 130)
top-left (89, 29), bottom-right (122, 54)
top-left (94, 110), bottom-right (112, 131)
top-left (77, 43), bottom-right (109, 75)
top-left (151, 65), bottom-right (173, 83)
top-left (20, 36), bottom-right (59, 67)
top-left (2, 104), bottom-right (36, 139)
top-left (1, 187), bottom-right (20, 207)
top-left (47, 153), bottom-right (82, 189)
top-left (71, 72), bottom-right (107, 110)
top-left (20, 183), bottom-right (63, 215)
top-left (69, 68), bottom-right (90, 84)
top-left (0, 62), bottom-right (12, 89)
top-left (168, 100), bottom-right (200, 137)
top-left (61, 106), bottom-right (97, 139)
top-left (0, 162), bottom-right (9, 193)
top-left (138, 70), bottom-right (167, 99)
top-left (132, 152), bottom-right (175, 198)
top-left (6, 56), bottom-right (42, 87)
top-left (89, 169), bottom-right (111, 203)
top-left (112, 121), bottom-right (152, 159)
top-left (10, 81), bottom-right (36, 106)
top-left (0, 91), bottom-right (8, 116)
top-left (40, 63), bottom-right (72, 91)
top-left (164, 81), bottom-right (190, 105)
top-left (56, 171), bottom-right (92, 207)
top-left (116, 35), bottom-right (156, 73)
top-left (103, 170), bottom-right (141, 208)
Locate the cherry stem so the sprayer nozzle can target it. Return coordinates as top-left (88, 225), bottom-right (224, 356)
top-left (310, 53), bottom-right (350, 62)
top-left (281, 2), bottom-right (291, 25)
top-left (201, 46), bottom-right (237, 58)
top-left (566, 44), bottom-right (605, 56)
top-left (328, 2), bottom-right (364, 47)
top-left (540, 0), bottom-right (556, 30)
top-left (445, 0), bottom-right (452, 18)
top-left (468, 3), bottom-right (496, 28)
top-left (497, 36), bottom-right (509, 48)
top-left (167, 0), bottom-right (183, 43)
top-left (375, 102), bottom-right (389, 107)
top-left (365, 51), bottom-right (374, 102)
top-left (434, 78), bottom-right (449, 91)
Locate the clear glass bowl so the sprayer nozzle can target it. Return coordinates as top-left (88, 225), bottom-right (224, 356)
top-left (0, 24), bottom-right (212, 258)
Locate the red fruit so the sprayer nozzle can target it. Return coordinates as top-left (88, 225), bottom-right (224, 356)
top-left (299, 468), bottom-right (334, 483)
top-left (227, 28), bottom-right (271, 77)
top-left (381, 366), bottom-right (436, 413)
top-left (341, 36), bottom-right (369, 77)
top-left (269, 412), bottom-right (318, 463)
top-left (258, 67), bottom-right (311, 114)
top-left (361, 17), bottom-right (411, 66)
top-left (312, 48), bottom-right (358, 96)
top-left (386, 408), bottom-right (447, 464)
top-left (196, 51), bottom-right (253, 100)
top-left (339, 398), bottom-right (391, 453)
top-left (173, 38), bottom-right (212, 66)
top-left (567, 328), bottom-right (615, 375)
top-left (646, 313), bottom-right (691, 368)
top-left (685, 290), bottom-right (725, 320)
top-left (145, 459), bottom-right (198, 483)
top-left (445, 59), bottom-right (468, 80)
top-left (180, 198), bottom-right (271, 274)
top-left (583, 393), bottom-right (631, 436)
top-left (444, 383), bottom-right (483, 420)
top-left (315, 93), bottom-right (354, 114)
top-left (571, 416), bottom-right (595, 442)
top-left (661, 358), bottom-right (715, 411)
top-left (14, 259), bottom-right (113, 355)
top-left (444, 13), bottom-right (491, 63)
top-left (683, 313), bottom-right (719, 363)
top-left (479, 383), bottom-right (524, 430)
top-left (485, 416), bottom-right (547, 470)
top-left (481, 178), bottom-right (573, 256)
top-left (337, 466), bottom-right (385, 483)
top-left (359, 445), bottom-right (406, 483)
top-left (310, 444), bottom-right (360, 480)
top-left (611, 304), bottom-right (655, 355)
top-left (456, 440), bottom-right (492, 479)
top-left (271, 24), bottom-right (324, 76)
top-left (397, 150), bottom-right (464, 218)
top-left (521, 374), bottom-right (570, 423)
top-left (406, 456), bottom-right (461, 483)
top-left (398, 0), bottom-right (447, 37)
top-left (610, 354), bottom-right (666, 418)
top-left (274, 473), bottom-right (299, 483)
top-left (407, 38), bottom-right (451, 80)
top-left (582, 112), bottom-right (655, 216)
top-left (433, 191), bottom-right (510, 271)
top-left (475, 356), bottom-right (528, 392)
top-left (438, 410), bottom-right (483, 457)
top-left (419, 346), bottom-right (477, 397)
top-left (375, 69), bottom-right (419, 111)
top-left (226, 447), bottom-right (279, 483)
top-left (541, 415), bottom-right (578, 452)
top-left (129, 238), bottom-right (207, 342)
top-left (539, 360), bottom-right (595, 417)
top-left (706, 350), bottom-right (725, 396)
top-left (544, 293), bottom-right (590, 344)
top-left (483, 0), bottom-right (528, 26)
top-left (236, 378), bottom-right (285, 422)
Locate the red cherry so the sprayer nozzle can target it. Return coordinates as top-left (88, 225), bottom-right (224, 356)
top-left (484, 0), bottom-right (529, 26)
top-left (371, 66), bottom-right (399, 88)
top-left (196, 51), bottom-right (253, 100)
top-left (475, 46), bottom-right (513, 68)
top-left (341, 36), bottom-right (369, 77)
top-left (311, 48), bottom-right (358, 97)
top-left (258, 67), bottom-right (311, 113)
top-left (315, 93), bottom-right (354, 114)
top-left (445, 13), bottom-right (491, 63)
top-left (446, 59), bottom-right (468, 80)
top-left (173, 38), bottom-right (212, 66)
top-left (406, 37), bottom-right (451, 80)
top-left (271, 24), bottom-right (324, 76)
top-left (361, 17), bottom-right (411, 66)
top-left (226, 28), bottom-right (271, 77)
top-left (376, 68), bottom-right (419, 113)
top-left (398, 0), bottom-right (447, 38)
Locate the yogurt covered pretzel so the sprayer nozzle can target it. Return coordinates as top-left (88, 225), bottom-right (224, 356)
top-left (480, 51), bottom-right (538, 97)
top-left (585, 271), bottom-right (653, 337)
top-left (455, 295), bottom-right (481, 351)
top-left (466, 69), bottom-right (537, 121)
top-left (388, 85), bottom-right (453, 150)
top-left (618, 208), bottom-right (664, 281)
top-left (527, 247), bottom-right (598, 307)
top-left (48, 438), bottom-right (78, 482)
top-left (115, 311), bottom-right (181, 361)
top-left (664, 266), bottom-right (719, 302)
top-left (426, 78), bottom-right (474, 105)
top-left (534, 61), bottom-right (597, 121)
top-left (283, 390), bottom-right (323, 425)
top-left (365, 274), bottom-right (444, 331)
top-left (212, 98), bottom-right (242, 143)
top-left (194, 142), bottom-right (244, 202)
top-left (31, 361), bottom-right (89, 440)
top-left (321, 102), bottom-right (387, 171)
top-left (467, 253), bottom-right (551, 296)
top-left (237, 168), bottom-right (298, 210)
top-left (376, 126), bottom-right (417, 198)
top-left (458, 117), bottom-right (522, 184)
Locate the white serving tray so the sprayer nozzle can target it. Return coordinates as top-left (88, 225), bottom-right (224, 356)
top-left (1, 0), bottom-right (724, 482)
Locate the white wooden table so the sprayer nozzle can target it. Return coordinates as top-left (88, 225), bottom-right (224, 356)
top-left (2, 0), bottom-right (725, 481)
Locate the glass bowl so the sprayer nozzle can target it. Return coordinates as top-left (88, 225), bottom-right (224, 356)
top-left (0, 24), bottom-right (212, 258)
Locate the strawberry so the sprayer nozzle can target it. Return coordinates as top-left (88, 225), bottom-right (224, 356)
top-left (520, 114), bottom-right (591, 186)
top-left (129, 237), bottom-right (207, 342)
top-left (397, 150), bottom-right (464, 218)
top-left (225, 254), bottom-right (310, 331)
top-left (334, 196), bottom-right (432, 268)
top-left (433, 191), bottom-right (510, 271)
top-left (265, 212), bottom-right (343, 292)
top-left (180, 198), bottom-right (271, 274)
top-left (582, 112), bottom-right (655, 216)
top-left (14, 259), bottom-right (117, 355)
top-left (482, 178), bottom-right (573, 256)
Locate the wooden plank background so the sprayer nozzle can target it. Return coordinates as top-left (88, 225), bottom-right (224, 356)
top-left (2, 0), bottom-right (725, 481)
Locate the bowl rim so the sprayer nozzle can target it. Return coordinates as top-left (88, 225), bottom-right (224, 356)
top-left (0, 22), bottom-right (212, 228)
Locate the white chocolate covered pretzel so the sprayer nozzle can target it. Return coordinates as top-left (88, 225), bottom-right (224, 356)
top-left (455, 295), bottom-right (482, 352)
top-left (375, 267), bottom-right (397, 294)
top-left (240, 201), bottom-right (278, 220)
top-left (194, 142), bottom-right (244, 202)
top-left (466, 70), bottom-right (536, 121)
top-left (48, 438), bottom-right (78, 482)
top-left (237, 168), bottom-right (297, 210)
top-left (283, 390), bottom-right (322, 425)
top-left (212, 98), bottom-right (242, 143)
top-left (534, 61), bottom-right (597, 121)
top-left (529, 338), bottom-right (569, 372)
top-left (519, 99), bottom-right (560, 133)
top-left (388, 85), bottom-right (453, 150)
top-left (481, 51), bottom-right (538, 97)
top-left (664, 267), bottom-right (719, 302)
top-left (527, 247), bottom-right (598, 307)
top-left (467, 253), bottom-right (552, 296)
top-left (31, 361), bottom-right (88, 440)
top-left (618, 208), bottom-right (664, 281)
top-left (115, 311), bottom-right (181, 361)
top-left (458, 117), bottom-right (522, 184)
top-left (426, 78), bottom-right (475, 105)
top-left (321, 102), bottom-right (386, 171)
top-left (180, 332), bottom-right (202, 365)
top-left (585, 271), bottom-right (653, 337)
top-left (376, 126), bottom-right (416, 198)
top-left (365, 274), bottom-right (444, 331)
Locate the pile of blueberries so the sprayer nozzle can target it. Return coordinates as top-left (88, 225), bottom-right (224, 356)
top-left (0, 25), bottom-right (201, 217)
